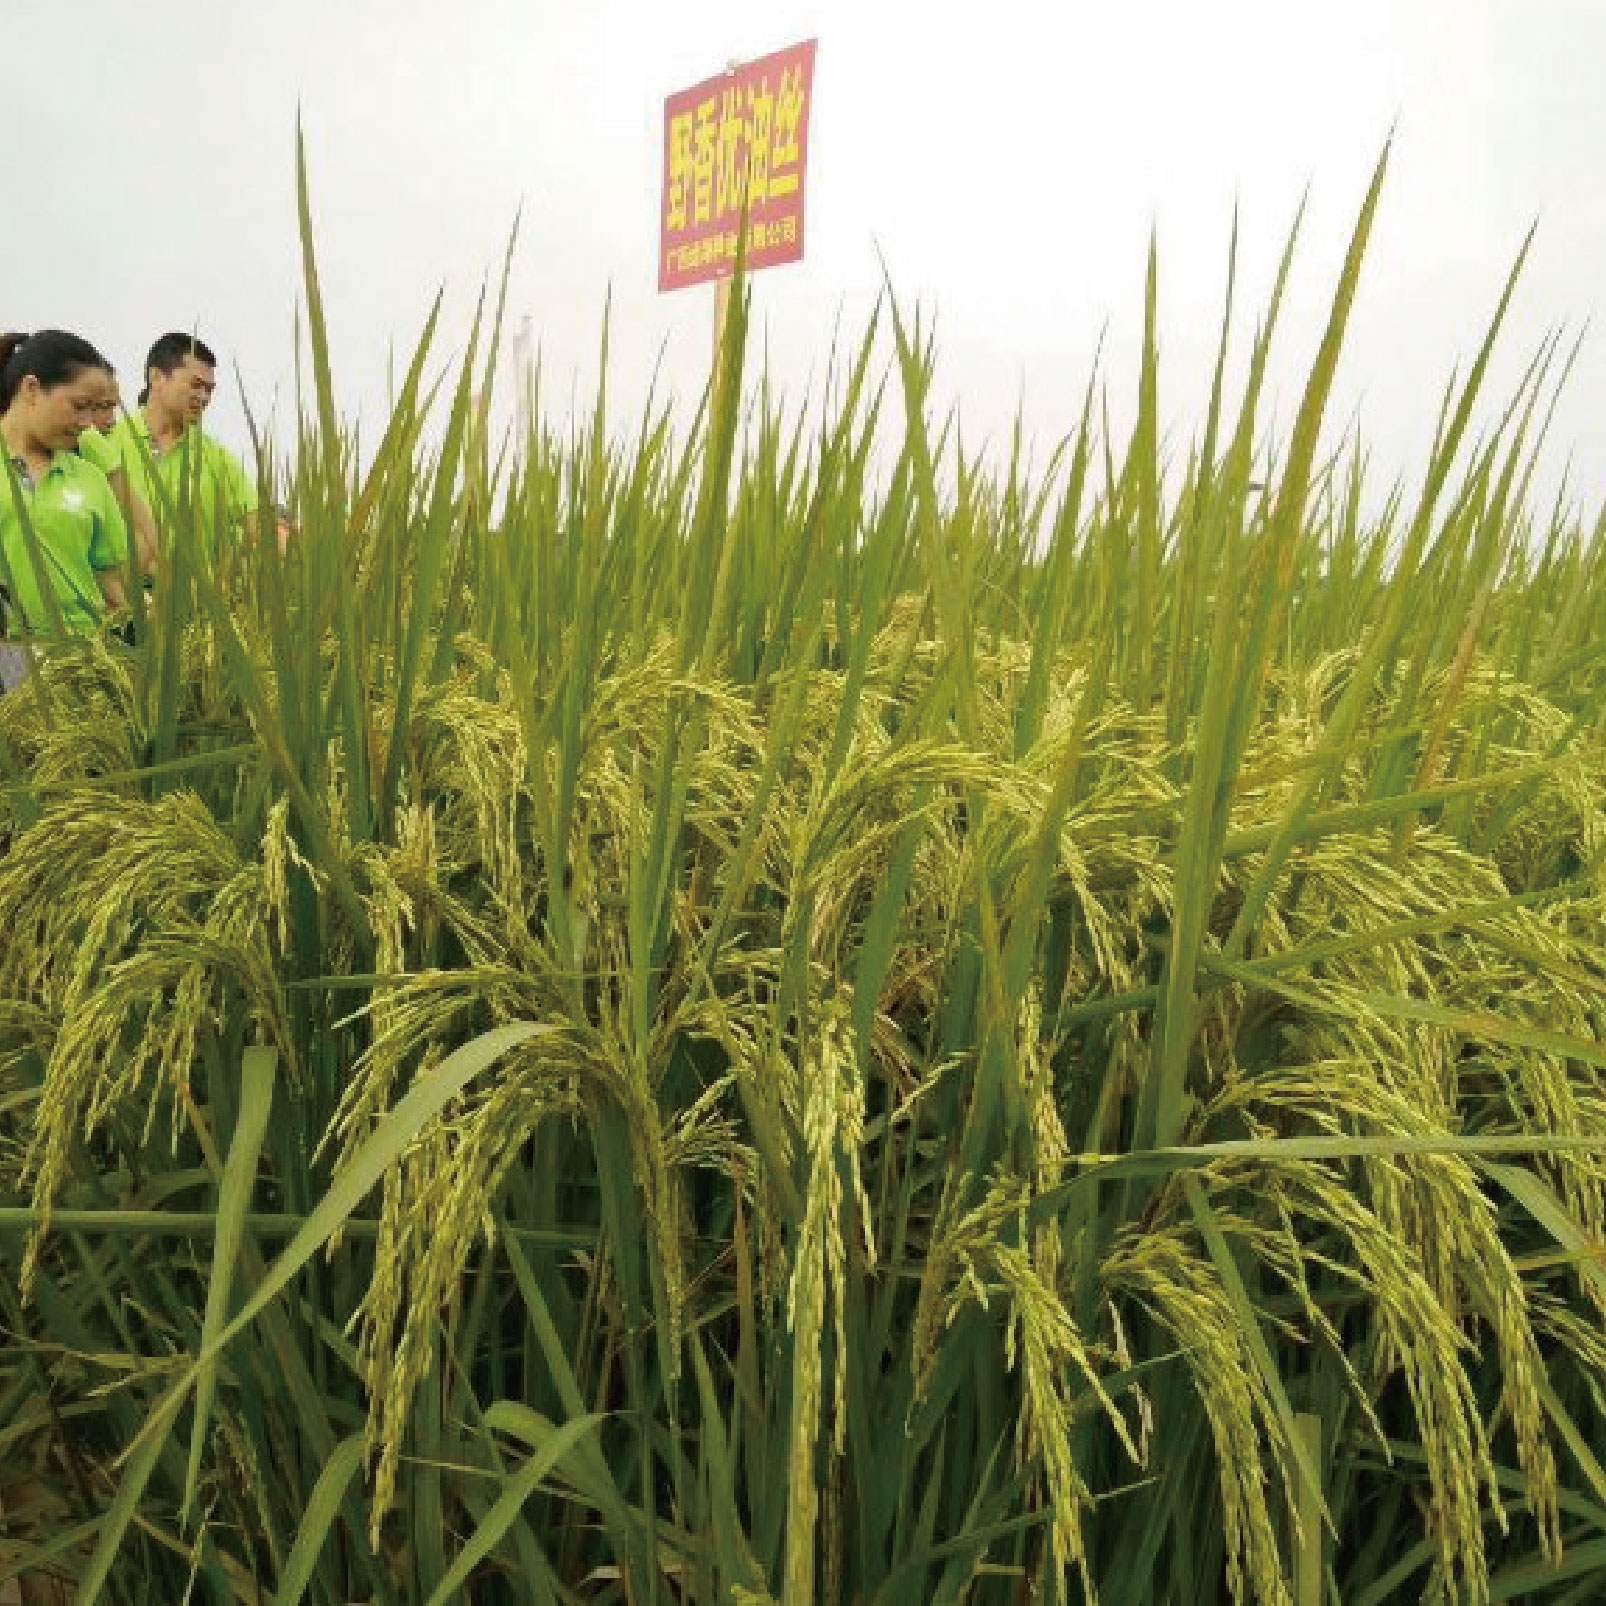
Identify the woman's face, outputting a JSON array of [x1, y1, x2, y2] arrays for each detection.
[[14, 366, 107, 453]]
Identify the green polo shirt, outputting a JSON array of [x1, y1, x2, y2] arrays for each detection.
[[77, 428, 124, 479], [0, 452, 129, 637], [105, 411, 257, 557]]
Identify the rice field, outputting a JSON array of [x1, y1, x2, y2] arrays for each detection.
[[6, 145, 1606, 1604]]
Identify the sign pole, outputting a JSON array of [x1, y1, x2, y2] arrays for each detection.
[[713, 275, 733, 376]]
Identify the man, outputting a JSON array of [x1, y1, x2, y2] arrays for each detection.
[[106, 332, 259, 564]]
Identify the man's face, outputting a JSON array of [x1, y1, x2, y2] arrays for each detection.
[[150, 354, 216, 425]]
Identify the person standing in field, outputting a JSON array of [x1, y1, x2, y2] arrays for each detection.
[[76, 366, 160, 576], [0, 331, 130, 675], [106, 332, 259, 564]]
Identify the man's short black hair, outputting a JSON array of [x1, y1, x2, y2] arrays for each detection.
[[145, 332, 217, 380], [140, 333, 217, 404]]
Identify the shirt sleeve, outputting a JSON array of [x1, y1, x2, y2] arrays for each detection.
[[78, 430, 121, 477], [86, 468, 130, 571], [223, 445, 259, 518]]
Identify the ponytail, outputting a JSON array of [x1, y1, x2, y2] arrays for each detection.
[[0, 332, 30, 408], [0, 329, 112, 413]]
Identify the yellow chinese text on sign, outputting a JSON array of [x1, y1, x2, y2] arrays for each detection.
[[660, 39, 818, 293]]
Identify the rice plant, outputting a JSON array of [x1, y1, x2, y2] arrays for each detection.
[[5, 138, 1606, 1605]]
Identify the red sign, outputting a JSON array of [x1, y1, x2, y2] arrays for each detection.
[[659, 40, 818, 293]]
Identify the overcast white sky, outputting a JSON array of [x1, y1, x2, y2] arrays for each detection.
[[9, 0, 1605, 517]]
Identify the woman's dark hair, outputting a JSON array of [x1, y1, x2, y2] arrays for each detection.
[[0, 330, 112, 413], [138, 331, 216, 405]]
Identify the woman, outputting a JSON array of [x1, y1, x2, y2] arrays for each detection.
[[0, 330, 129, 642], [78, 367, 159, 577]]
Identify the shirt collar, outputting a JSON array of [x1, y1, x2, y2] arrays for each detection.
[[7, 451, 72, 490], [136, 407, 199, 459]]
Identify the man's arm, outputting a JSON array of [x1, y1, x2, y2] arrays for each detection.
[[221, 444, 266, 555]]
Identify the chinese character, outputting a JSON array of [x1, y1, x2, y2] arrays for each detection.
[[715, 85, 746, 220], [693, 96, 717, 225], [769, 65, 806, 198], [725, 229, 738, 259], [666, 110, 694, 231], [781, 215, 798, 246], [746, 76, 774, 209]]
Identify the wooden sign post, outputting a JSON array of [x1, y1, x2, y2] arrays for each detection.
[[713, 276, 733, 372]]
